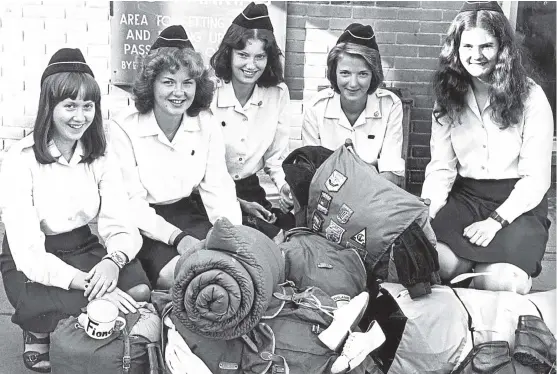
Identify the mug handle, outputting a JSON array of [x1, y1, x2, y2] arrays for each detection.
[[114, 316, 127, 332]]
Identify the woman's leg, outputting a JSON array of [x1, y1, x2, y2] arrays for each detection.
[[437, 241, 474, 282], [156, 255, 180, 290], [126, 284, 151, 302], [474, 263, 532, 295]]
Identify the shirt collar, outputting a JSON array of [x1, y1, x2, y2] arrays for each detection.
[[47, 140, 85, 166], [216, 81, 264, 109], [137, 110, 200, 138], [325, 91, 382, 125], [465, 85, 490, 120]]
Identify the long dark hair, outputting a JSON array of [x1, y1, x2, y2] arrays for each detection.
[[33, 72, 105, 164], [433, 10, 531, 129], [210, 24, 284, 87]]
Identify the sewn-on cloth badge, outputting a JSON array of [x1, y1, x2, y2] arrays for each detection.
[[337, 204, 354, 224], [325, 220, 345, 244], [325, 170, 347, 192], [350, 228, 367, 248], [312, 212, 324, 232], [317, 191, 332, 215]]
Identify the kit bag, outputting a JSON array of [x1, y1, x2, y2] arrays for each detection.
[[306, 142, 439, 299], [50, 304, 164, 374]]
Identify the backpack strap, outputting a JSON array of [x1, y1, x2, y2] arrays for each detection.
[[449, 288, 476, 347], [122, 327, 131, 374]]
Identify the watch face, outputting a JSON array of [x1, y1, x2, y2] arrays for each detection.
[[112, 252, 126, 266]]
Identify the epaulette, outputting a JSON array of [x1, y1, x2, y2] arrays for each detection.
[[307, 87, 335, 107]]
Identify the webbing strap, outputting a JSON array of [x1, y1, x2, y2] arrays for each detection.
[[449, 287, 476, 347]]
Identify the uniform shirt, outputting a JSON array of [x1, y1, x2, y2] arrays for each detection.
[[421, 82, 553, 222], [210, 80, 290, 191], [0, 135, 141, 290], [302, 87, 405, 175], [108, 108, 242, 245]]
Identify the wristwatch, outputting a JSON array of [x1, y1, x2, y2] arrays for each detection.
[[102, 251, 129, 269], [489, 211, 509, 228]]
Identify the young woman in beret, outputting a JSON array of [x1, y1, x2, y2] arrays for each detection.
[[210, 2, 294, 239], [109, 26, 242, 290], [421, 1, 553, 294], [0, 48, 150, 372], [302, 23, 405, 187]]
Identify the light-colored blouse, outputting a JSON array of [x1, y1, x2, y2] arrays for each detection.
[[210, 80, 290, 191], [421, 82, 554, 222], [302, 87, 405, 176], [108, 108, 242, 245], [0, 135, 142, 289]]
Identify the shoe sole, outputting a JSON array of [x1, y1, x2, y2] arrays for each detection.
[[514, 349, 554, 374]]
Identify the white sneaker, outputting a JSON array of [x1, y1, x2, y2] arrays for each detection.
[[331, 320, 386, 374], [318, 292, 369, 352]]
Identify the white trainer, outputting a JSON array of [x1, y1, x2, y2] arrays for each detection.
[[331, 320, 386, 374], [318, 292, 369, 352]]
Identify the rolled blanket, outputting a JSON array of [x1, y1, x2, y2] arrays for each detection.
[[171, 217, 285, 340]]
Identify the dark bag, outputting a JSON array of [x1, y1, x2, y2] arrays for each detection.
[[50, 304, 164, 374]]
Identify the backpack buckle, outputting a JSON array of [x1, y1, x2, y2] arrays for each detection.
[[122, 355, 131, 370]]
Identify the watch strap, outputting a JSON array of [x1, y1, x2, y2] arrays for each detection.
[[173, 231, 188, 249], [489, 211, 509, 228]]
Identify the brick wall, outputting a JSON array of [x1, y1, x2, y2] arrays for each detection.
[[284, 0, 465, 194]]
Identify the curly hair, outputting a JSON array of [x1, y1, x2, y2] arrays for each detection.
[[133, 47, 214, 117], [33, 72, 105, 164], [327, 42, 384, 95], [433, 10, 531, 129], [210, 24, 284, 87]]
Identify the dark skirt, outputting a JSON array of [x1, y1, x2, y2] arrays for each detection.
[[431, 177, 550, 277], [137, 195, 212, 285], [235, 174, 295, 238], [0, 225, 149, 333]]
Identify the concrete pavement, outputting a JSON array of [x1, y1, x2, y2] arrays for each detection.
[[0, 183, 554, 373]]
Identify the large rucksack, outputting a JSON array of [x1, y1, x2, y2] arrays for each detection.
[[305, 142, 440, 298], [165, 285, 374, 374]]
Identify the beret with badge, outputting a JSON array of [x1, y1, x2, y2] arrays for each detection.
[[151, 25, 194, 51], [232, 2, 274, 31], [40, 48, 94, 86], [336, 23, 379, 51]]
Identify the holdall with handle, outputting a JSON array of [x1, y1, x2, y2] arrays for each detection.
[[50, 303, 165, 374]]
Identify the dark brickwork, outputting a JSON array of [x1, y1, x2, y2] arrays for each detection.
[[284, 1, 464, 193]]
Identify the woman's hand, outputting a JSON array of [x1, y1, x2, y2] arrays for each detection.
[[84, 259, 119, 301], [463, 218, 502, 247], [239, 198, 276, 223], [278, 184, 294, 213], [176, 235, 201, 256], [99, 287, 139, 314]]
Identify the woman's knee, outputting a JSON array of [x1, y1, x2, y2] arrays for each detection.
[[126, 284, 151, 302], [155, 256, 179, 290], [437, 242, 473, 280], [474, 263, 532, 294]]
